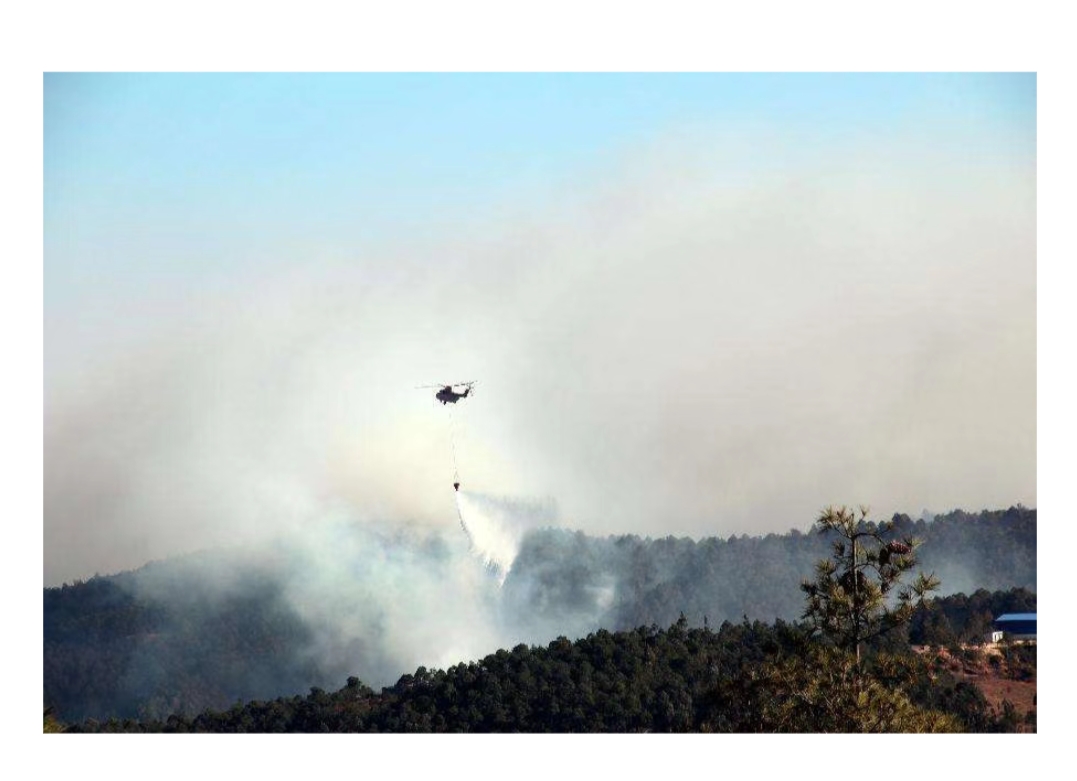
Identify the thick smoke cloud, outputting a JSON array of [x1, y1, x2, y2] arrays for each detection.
[[45, 135, 1034, 590], [45, 129, 1034, 712]]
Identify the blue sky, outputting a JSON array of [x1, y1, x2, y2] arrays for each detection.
[[45, 73, 1034, 306]]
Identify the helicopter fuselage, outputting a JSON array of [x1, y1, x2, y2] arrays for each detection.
[[436, 386, 470, 404]]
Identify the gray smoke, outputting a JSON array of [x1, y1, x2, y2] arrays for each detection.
[[45, 132, 1034, 689]]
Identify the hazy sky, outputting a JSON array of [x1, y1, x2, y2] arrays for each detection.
[[44, 73, 1036, 585]]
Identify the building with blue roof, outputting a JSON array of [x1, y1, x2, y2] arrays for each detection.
[[994, 613, 1036, 641]]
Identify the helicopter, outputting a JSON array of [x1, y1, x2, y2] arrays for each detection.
[[416, 380, 477, 405]]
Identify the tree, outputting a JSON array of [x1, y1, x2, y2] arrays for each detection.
[[740, 505, 959, 733], [801, 506, 939, 667], [918, 607, 958, 648], [43, 706, 66, 734], [703, 644, 959, 732]]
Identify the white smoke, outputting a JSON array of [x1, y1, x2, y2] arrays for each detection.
[[270, 503, 508, 686], [44, 119, 1034, 694], [45, 131, 1035, 585]]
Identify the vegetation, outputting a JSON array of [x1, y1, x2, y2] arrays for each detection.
[[801, 506, 938, 664], [43, 707, 65, 734], [704, 643, 961, 732], [511, 505, 1034, 633], [908, 586, 1037, 647], [46, 505, 1035, 729], [44, 555, 326, 723], [65, 615, 1024, 733]]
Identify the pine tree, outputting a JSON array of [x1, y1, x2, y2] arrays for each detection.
[[801, 506, 940, 667]]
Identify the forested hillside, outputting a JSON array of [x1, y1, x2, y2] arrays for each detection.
[[503, 506, 1034, 633], [45, 506, 1035, 723], [66, 617, 1032, 733], [44, 551, 329, 721]]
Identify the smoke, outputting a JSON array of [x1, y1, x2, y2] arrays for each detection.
[[499, 528, 623, 644], [280, 490, 560, 684], [270, 507, 507, 686], [45, 123, 1034, 694], [103, 491, 587, 692], [45, 132, 1034, 585]]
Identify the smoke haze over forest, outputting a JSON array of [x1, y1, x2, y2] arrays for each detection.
[[45, 504, 1035, 722]]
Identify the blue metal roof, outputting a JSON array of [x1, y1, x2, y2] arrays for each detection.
[[996, 613, 1036, 622]]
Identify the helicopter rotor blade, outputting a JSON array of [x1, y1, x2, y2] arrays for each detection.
[[415, 380, 478, 389]]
